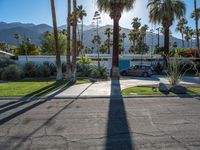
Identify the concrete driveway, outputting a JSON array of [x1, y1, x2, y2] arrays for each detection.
[[55, 76, 200, 98], [0, 96, 200, 150]]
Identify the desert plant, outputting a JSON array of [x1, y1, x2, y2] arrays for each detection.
[[0, 57, 15, 68], [90, 65, 108, 79], [167, 57, 192, 85], [1, 65, 22, 81], [79, 57, 91, 65], [0, 68, 3, 80], [76, 57, 92, 77], [38, 64, 51, 77], [23, 62, 38, 77], [153, 61, 163, 74], [77, 63, 92, 77], [62, 62, 67, 73], [193, 61, 200, 77], [43, 62, 56, 75]]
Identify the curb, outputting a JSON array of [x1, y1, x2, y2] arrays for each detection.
[[0, 94, 199, 101]]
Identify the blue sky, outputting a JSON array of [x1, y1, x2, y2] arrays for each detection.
[[0, 0, 199, 38]]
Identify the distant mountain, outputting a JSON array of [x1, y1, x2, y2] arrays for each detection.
[[82, 25, 192, 53], [0, 22, 193, 52], [58, 24, 95, 32], [0, 22, 53, 45], [0, 27, 43, 45], [0, 22, 35, 30]]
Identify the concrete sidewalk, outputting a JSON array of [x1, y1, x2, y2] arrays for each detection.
[[55, 76, 200, 98]]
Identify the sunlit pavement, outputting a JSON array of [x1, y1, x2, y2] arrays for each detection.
[[0, 97, 200, 150], [55, 75, 200, 98]]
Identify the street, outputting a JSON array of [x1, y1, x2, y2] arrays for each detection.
[[0, 96, 200, 150]]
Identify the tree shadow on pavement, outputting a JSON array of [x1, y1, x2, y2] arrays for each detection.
[[105, 79, 134, 150], [0, 81, 96, 150], [0, 80, 73, 126]]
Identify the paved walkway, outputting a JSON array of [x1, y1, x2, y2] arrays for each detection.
[[55, 76, 200, 98], [0, 97, 200, 149]]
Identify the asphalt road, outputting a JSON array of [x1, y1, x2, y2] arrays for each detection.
[[0, 96, 200, 150]]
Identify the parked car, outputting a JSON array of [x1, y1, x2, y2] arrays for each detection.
[[120, 65, 154, 77]]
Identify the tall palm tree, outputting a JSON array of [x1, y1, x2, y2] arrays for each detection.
[[77, 5, 87, 46], [140, 24, 149, 43], [71, 0, 78, 81], [147, 0, 186, 68], [92, 35, 101, 69], [183, 26, 193, 48], [97, 0, 136, 78], [104, 28, 113, 54], [191, 0, 200, 55], [66, 0, 72, 80], [50, 0, 62, 80], [176, 18, 188, 48], [14, 33, 20, 45], [121, 33, 126, 54]]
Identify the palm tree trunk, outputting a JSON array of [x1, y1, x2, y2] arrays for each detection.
[[181, 33, 185, 48], [71, 0, 77, 81], [50, 0, 62, 80], [81, 19, 84, 45], [164, 27, 169, 69], [108, 35, 111, 54], [112, 17, 120, 78], [194, 0, 200, 56], [66, 0, 72, 80], [191, 39, 193, 48]]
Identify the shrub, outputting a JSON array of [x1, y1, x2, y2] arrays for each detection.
[[0, 57, 15, 68], [38, 64, 51, 77], [153, 61, 163, 74], [77, 63, 92, 77], [62, 62, 66, 73], [0, 68, 3, 80], [90, 65, 108, 79], [43, 62, 56, 75], [79, 57, 91, 65], [23, 62, 38, 77], [1, 65, 22, 81], [167, 57, 192, 86]]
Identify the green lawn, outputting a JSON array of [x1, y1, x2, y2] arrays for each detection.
[[122, 87, 200, 96], [0, 78, 92, 97], [75, 79, 92, 85]]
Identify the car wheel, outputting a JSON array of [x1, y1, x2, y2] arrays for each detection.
[[143, 72, 148, 77], [122, 71, 127, 76]]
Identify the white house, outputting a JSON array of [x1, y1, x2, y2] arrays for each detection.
[[0, 50, 14, 58]]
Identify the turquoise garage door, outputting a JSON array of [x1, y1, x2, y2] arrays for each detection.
[[119, 60, 130, 71]]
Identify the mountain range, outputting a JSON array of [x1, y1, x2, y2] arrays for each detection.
[[0, 22, 192, 53]]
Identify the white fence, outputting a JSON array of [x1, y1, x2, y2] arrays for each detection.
[[17, 56, 67, 65], [17, 55, 112, 70], [17, 55, 196, 70]]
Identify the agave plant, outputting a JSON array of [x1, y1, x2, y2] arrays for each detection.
[[167, 57, 193, 85]]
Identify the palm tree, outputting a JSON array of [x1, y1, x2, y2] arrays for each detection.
[[50, 0, 62, 80], [176, 18, 188, 48], [147, 0, 186, 68], [97, 0, 136, 78], [92, 35, 101, 69], [66, 0, 72, 80], [104, 28, 113, 54], [71, 0, 78, 81], [140, 24, 149, 43], [191, 0, 200, 55], [14, 33, 20, 45], [183, 26, 193, 48], [77, 5, 87, 46], [121, 33, 126, 54]]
